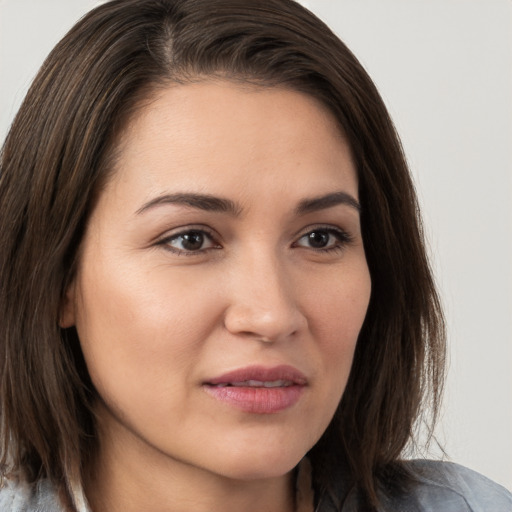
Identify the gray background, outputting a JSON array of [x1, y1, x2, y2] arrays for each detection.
[[1, 0, 511, 490]]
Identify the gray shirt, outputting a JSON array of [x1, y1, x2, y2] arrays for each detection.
[[1, 461, 511, 511]]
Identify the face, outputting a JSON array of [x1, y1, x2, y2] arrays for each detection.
[[62, 81, 371, 482]]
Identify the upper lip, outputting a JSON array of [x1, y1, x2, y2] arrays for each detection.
[[205, 365, 308, 386]]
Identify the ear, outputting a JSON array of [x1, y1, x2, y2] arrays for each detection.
[[59, 279, 77, 328]]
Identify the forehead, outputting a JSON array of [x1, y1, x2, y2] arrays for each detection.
[[103, 80, 357, 207], [120, 81, 346, 149]]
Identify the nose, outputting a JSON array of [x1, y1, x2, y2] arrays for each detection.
[[223, 251, 308, 343]]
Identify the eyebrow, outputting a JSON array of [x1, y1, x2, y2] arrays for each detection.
[[136, 193, 242, 216], [135, 190, 360, 216], [295, 191, 361, 215]]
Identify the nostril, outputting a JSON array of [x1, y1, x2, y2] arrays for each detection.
[[223, 303, 306, 343]]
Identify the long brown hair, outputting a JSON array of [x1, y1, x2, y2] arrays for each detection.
[[0, 0, 445, 508]]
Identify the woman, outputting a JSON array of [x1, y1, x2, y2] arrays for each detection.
[[0, 0, 510, 511]]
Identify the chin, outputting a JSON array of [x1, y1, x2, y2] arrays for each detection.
[[207, 444, 307, 482]]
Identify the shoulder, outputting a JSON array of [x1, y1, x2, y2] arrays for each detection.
[[334, 460, 512, 512], [0, 477, 65, 512], [399, 460, 512, 512]]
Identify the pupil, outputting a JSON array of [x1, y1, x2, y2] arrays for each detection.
[[308, 231, 329, 248], [182, 231, 204, 250]]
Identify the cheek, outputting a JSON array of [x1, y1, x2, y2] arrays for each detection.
[[290, 270, 370, 450], [306, 263, 371, 341], [303, 265, 371, 389], [72, 257, 223, 409]]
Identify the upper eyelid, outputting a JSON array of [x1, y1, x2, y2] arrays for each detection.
[[293, 223, 353, 239], [156, 229, 221, 256], [292, 226, 354, 251], [154, 223, 353, 249], [156, 225, 219, 242]]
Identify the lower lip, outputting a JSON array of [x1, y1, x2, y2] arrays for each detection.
[[203, 385, 304, 414]]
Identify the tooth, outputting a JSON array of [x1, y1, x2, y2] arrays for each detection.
[[221, 379, 295, 388], [263, 380, 291, 388], [231, 381, 250, 387], [231, 380, 262, 387]]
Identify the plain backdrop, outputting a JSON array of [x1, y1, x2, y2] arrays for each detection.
[[1, 0, 511, 491]]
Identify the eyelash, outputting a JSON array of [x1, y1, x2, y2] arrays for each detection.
[[157, 225, 354, 256], [293, 226, 354, 254], [157, 227, 220, 256]]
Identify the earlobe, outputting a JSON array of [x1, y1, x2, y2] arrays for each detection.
[[59, 281, 76, 328]]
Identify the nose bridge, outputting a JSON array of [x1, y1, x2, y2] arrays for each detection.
[[223, 243, 305, 341]]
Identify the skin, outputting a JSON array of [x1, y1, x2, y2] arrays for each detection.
[[61, 81, 372, 512]]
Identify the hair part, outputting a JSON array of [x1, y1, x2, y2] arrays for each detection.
[[0, 0, 445, 509]]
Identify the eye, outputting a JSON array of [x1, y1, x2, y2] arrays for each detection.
[[294, 227, 352, 252], [159, 229, 219, 254]]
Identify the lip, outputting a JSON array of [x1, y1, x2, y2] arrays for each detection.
[[203, 365, 307, 414], [205, 365, 307, 386]]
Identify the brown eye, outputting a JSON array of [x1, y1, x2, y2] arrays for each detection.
[[163, 230, 217, 253], [295, 227, 352, 252], [180, 231, 206, 251], [305, 231, 330, 248]]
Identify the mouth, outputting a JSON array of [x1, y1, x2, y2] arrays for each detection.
[[203, 365, 307, 414], [205, 364, 307, 387], [211, 379, 296, 388]]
